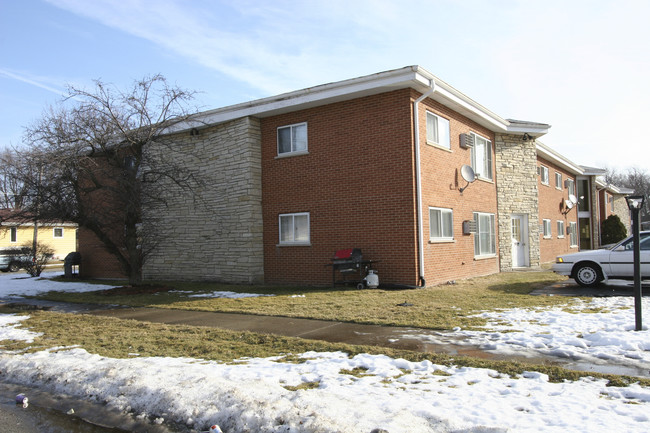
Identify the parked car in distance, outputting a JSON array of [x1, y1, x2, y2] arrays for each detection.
[[553, 231, 650, 287], [0, 247, 31, 272]]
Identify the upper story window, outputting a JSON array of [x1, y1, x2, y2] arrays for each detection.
[[555, 172, 562, 189], [539, 166, 549, 185], [470, 133, 493, 180], [277, 123, 308, 156], [566, 178, 575, 196], [577, 179, 590, 212], [429, 207, 453, 241], [426, 112, 450, 149], [279, 212, 310, 245], [53, 227, 64, 238]]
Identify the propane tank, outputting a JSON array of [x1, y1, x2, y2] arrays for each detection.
[[365, 270, 379, 289]]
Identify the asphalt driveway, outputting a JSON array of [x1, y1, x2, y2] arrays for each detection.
[[531, 278, 650, 297]]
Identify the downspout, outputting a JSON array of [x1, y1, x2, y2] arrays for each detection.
[[413, 80, 436, 287]]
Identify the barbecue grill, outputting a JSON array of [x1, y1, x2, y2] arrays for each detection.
[[328, 248, 379, 288]]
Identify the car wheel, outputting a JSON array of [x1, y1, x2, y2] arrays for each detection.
[[574, 263, 602, 287], [8, 262, 20, 272]]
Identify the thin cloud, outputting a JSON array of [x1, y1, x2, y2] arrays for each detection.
[[0, 68, 68, 97]]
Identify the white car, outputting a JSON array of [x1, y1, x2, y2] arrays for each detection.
[[553, 231, 650, 287]]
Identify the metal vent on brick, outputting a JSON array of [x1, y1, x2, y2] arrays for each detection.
[[462, 220, 477, 234], [459, 133, 474, 149]]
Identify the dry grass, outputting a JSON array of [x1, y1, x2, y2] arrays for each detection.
[[1, 310, 646, 387], [37, 271, 570, 330]]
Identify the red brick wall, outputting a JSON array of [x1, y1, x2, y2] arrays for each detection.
[[599, 190, 614, 222], [537, 157, 578, 263], [262, 88, 501, 286], [418, 92, 499, 283], [261, 89, 419, 286], [78, 227, 127, 279]]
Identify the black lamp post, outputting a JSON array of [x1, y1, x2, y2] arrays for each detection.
[[626, 195, 646, 331]]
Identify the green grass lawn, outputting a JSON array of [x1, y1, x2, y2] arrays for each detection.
[[37, 270, 571, 330]]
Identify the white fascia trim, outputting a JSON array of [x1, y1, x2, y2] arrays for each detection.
[[177, 66, 432, 132], [536, 141, 584, 175], [594, 177, 634, 195], [169, 65, 550, 137], [417, 68, 550, 136]]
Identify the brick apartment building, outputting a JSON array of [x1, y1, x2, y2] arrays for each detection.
[[78, 66, 631, 286]]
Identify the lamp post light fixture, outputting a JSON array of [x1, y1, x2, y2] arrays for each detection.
[[626, 194, 646, 331]]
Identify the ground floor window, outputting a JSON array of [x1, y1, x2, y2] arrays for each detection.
[[429, 207, 453, 241], [279, 212, 310, 245], [474, 212, 496, 256], [10, 227, 17, 243], [557, 220, 565, 238], [569, 222, 578, 247], [53, 227, 64, 238], [542, 219, 551, 238]]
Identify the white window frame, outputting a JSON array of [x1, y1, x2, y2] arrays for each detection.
[[473, 212, 496, 257], [557, 220, 565, 238], [426, 111, 450, 149], [566, 178, 575, 196], [540, 166, 549, 185], [555, 172, 562, 190], [278, 212, 310, 245], [53, 227, 64, 238], [470, 133, 493, 181], [569, 222, 578, 247], [10, 226, 17, 243], [429, 207, 454, 241], [542, 219, 552, 238], [277, 122, 308, 156]]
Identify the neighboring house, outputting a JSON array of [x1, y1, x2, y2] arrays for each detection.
[[0, 209, 77, 260], [77, 65, 630, 286], [595, 180, 634, 238]]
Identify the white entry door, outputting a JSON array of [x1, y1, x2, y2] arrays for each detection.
[[511, 214, 529, 268]]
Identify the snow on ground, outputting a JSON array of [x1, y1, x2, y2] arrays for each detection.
[[0, 270, 119, 297], [405, 296, 650, 373], [1, 271, 650, 432]]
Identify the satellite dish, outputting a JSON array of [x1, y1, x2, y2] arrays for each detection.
[[569, 194, 578, 204], [459, 165, 476, 193], [460, 165, 476, 183], [564, 200, 574, 209]]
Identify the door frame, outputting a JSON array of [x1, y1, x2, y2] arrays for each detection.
[[511, 214, 530, 268]]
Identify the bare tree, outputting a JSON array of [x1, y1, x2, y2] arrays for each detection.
[[0, 149, 31, 210], [605, 166, 650, 223], [22, 75, 201, 285]]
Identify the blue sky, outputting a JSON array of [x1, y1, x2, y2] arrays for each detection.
[[1, 0, 649, 170]]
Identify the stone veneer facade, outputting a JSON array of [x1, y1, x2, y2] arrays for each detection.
[[494, 133, 541, 270], [142, 116, 264, 283]]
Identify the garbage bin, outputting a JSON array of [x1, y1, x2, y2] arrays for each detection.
[[64, 252, 81, 278]]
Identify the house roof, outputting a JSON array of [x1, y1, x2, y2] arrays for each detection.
[[0, 209, 77, 227], [594, 178, 635, 195], [580, 165, 608, 176], [182, 65, 551, 138], [535, 141, 584, 175]]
